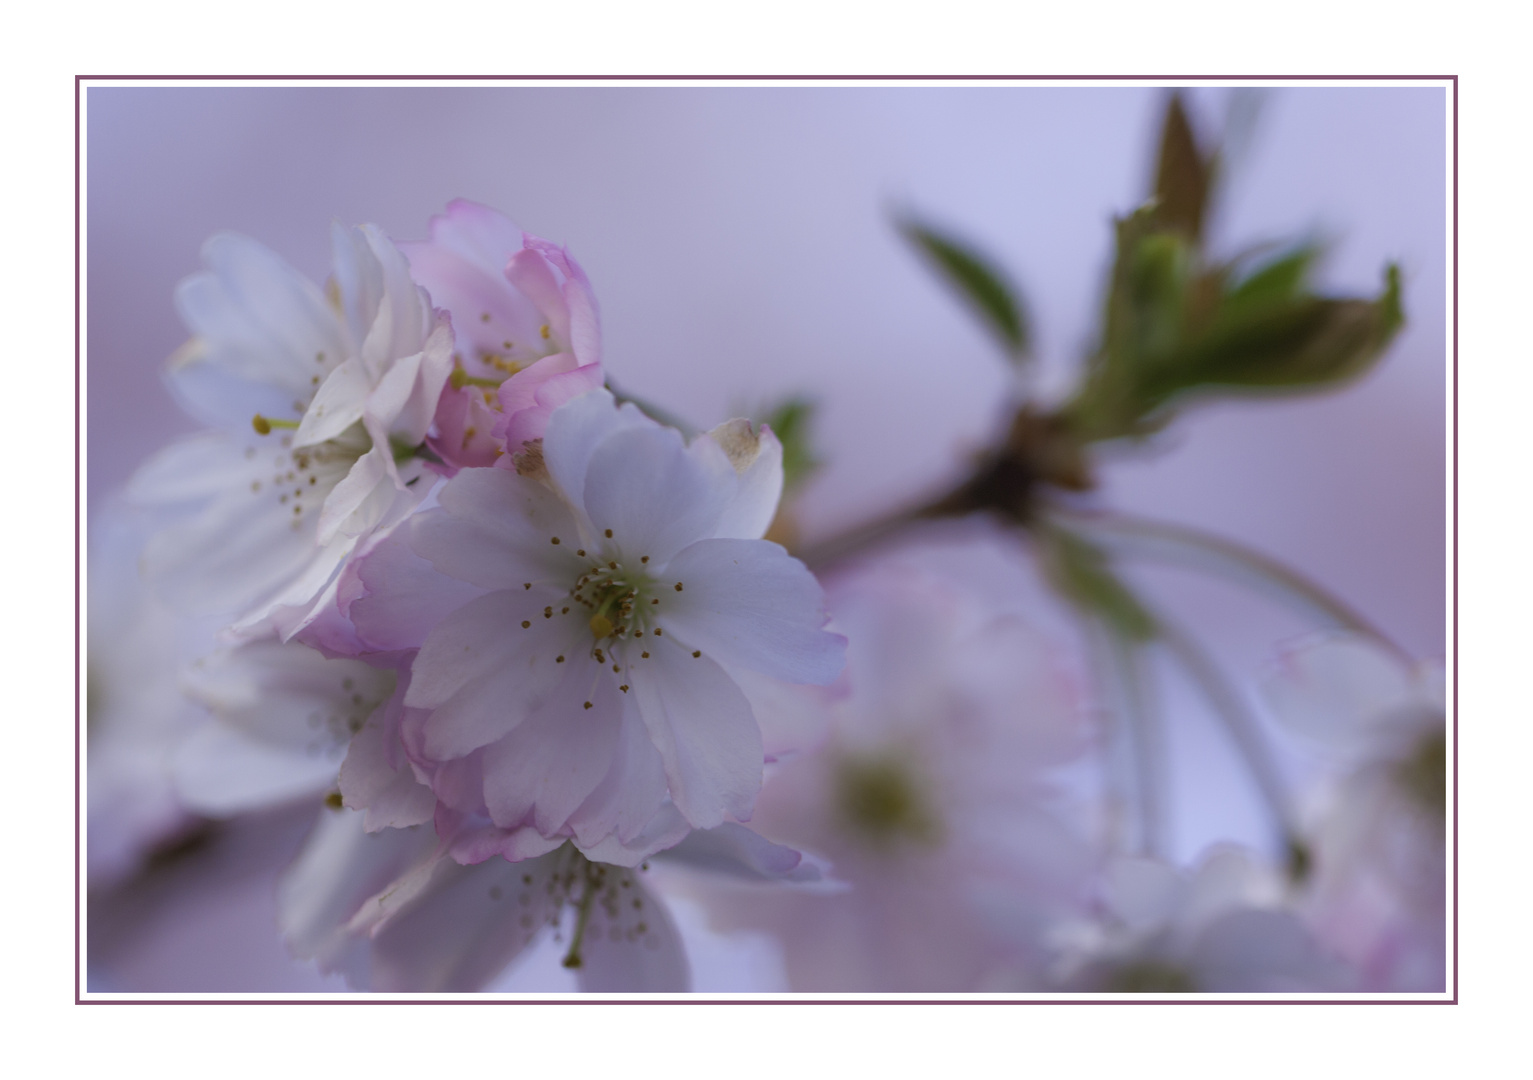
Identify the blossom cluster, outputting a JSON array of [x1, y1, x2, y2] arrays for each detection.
[[89, 182, 1446, 994]]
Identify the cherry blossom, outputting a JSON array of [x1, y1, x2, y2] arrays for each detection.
[[347, 388, 842, 866], [400, 200, 604, 473], [85, 511, 216, 886], [278, 809, 819, 991], [171, 639, 398, 818], [127, 223, 453, 640]]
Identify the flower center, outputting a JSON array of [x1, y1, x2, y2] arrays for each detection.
[[568, 548, 659, 644], [1396, 726, 1446, 818], [1105, 960, 1197, 993], [833, 753, 943, 849], [463, 318, 561, 381], [245, 423, 371, 531]]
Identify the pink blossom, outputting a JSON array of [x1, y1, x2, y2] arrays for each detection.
[[400, 200, 603, 473]]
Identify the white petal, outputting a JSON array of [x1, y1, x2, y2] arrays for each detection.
[[656, 822, 820, 883], [575, 805, 692, 867], [575, 874, 690, 992], [570, 703, 672, 850], [317, 443, 403, 546], [172, 720, 343, 815], [701, 419, 784, 541], [360, 224, 432, 371], [180, 639, 393, 744], [1263, 632, 1419, 749], [374, 322, 454, 445], [338, 681, 437, 831], [172, 232, 348, 422], [414, 468, 581, 590], [350, 524, 487, 652], [363, 849, 565, 992], [330, 221, 386, 349], [582, 423, 734, 566], [231, 538, 353, 642], [481, 666, 627, 834], [541, 389, 651, 518], [295, 358, 369, 447], [629, 637, 763, 828], [126, 429, 258, 506], [131, 433, 330, 617], [660, 538, 845, 685], [277, 808, 439, 981], [409, 589, 588, 758]]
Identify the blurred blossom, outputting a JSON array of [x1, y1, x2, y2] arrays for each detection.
[[86, 510, 214, 887], [1046, 846, 1353, 993], [678, 561, 1094, 991], [1264, 632, 1447, 991], [172, 639, 396, 818]]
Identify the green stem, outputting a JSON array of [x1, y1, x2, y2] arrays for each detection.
[[795, 501, 940, 571], [561, 862, 598, 970], [1049, 506, 1411, 663], [1153, 612, 1301, 856], [1111, 627, 1169, 858]]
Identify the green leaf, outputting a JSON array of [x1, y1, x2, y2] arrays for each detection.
[[1153, 261, 1404, 398], [1152, 93, 1214, 243], [1066, 235, 1404, 440], [759, 396, 822, 494], [898, 217, 1031, 362]]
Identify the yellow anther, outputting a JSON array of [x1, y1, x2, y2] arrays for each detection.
[[540, 323, 551, 340], [252, 414, 297, 433]]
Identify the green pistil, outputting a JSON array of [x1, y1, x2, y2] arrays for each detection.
[[561, 863, 601, 970], [449, 366, 502, 391]]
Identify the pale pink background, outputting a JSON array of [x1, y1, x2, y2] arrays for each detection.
[[84, 85, 1448, 991]]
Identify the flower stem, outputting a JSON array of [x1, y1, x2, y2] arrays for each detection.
[[795, 501, 938, 571], [561, 861, 599, 970], [1048, 506, 1412, 664], [1153, 611, 1302, 855], [1093, 617, 1169, 859]]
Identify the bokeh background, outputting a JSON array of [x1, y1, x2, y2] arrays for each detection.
[[83, 83, 1448, 992]]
